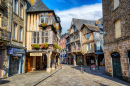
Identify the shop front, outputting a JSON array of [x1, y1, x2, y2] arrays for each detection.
[[25, 53, 44, 73], [7, 48, 25, 77], [77, 55, 83, 65]]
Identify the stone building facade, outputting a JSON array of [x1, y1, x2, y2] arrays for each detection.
[[103, 0, 130, 82], [0, 0, 28, 78]]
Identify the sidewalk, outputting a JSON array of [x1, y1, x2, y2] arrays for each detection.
[[0, 68, 60, 86]]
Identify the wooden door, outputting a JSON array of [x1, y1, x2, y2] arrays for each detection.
[[25, 57, 33, 72], [36, 57, 41, 70], [112, 57, 122, 80]]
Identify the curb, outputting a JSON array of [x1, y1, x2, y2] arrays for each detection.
[[33, 68, 61, 86]]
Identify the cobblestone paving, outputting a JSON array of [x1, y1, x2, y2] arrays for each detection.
[[0, 69, 59, 86], [38, 65, 130, 86]]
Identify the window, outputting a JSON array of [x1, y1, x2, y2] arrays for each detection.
[[14, 0, 18, 14], [114, 0, 119, 9], [86, 34, 89, 39], [19, 27, 23, 41], [40, 13, 48, 24], [20, 4, 23, 18], [96, 41, 100, 50], [78, 43, 80, 50], [32, 32, 39, 44], [95, 32, 99, 38], [73, 35, 75, 40], [87, 43, 90, 51], [13, 23, 17, 39], [76, 34, 79, 39], [115, 19, 121, 38]]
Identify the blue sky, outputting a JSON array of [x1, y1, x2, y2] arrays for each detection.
[[42, 0, 102, 34]]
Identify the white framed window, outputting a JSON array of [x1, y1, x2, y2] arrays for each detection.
[[13, 23, 17, 39], [20, 3, 23, 18], [40, 13, 48, 24], [114, 0, 119, 10], [96, 41, 100, 50], [95, 32, 99, 38], [87, 43, 90, 51], [32, 31, 49, 44], [32, 32, 39, 44], [19, 27, 23, 41], [14, 0, 18, 14]]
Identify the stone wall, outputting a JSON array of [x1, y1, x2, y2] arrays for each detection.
[[103, 0, 130, 82], [104, 39, 130, 82], [103, 0, 130, 44]]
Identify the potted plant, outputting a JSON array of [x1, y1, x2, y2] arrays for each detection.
[[41, 43, 48, 49], [31, 44, 40, 49], [42, 22, 47, 27]]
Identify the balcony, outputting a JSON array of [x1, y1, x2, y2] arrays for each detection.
[[71, 47, 82, 53], [0, 28, 11, 42]]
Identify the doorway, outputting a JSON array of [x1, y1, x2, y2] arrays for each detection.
[[112, 52, 122, 80], [25, 57, 33, 72], [36, 57, 41, 70]]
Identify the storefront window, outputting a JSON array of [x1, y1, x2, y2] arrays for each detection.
[[9, 56, 19, 76]]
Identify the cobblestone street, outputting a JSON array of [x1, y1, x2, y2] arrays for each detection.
[[38, 65, 130, 86]]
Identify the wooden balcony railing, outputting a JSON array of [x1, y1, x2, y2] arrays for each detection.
[[0, 28, 11, 42]]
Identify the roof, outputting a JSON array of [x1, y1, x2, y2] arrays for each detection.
[[72, 18, 96, 31], [27, 0, 50, 12], [83, 23, 101, 32]]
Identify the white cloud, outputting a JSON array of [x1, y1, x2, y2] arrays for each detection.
[[55, 3, 102, 34]]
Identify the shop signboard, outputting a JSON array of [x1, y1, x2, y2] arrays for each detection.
[[8, 48, 25, 54], [13, 54, 22, 57], [30, 53, 42, 56], [7, 48, 13, 54]]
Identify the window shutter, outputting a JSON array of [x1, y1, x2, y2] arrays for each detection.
[[114, 0, 119, 9], [115, 19, 121, 38]]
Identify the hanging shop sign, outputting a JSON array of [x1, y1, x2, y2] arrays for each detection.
[[111, 52, 120, 58], [30, 53, 42, 56]]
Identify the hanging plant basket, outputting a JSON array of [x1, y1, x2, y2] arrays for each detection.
[[31, 44, 40, 49], [42, 22, 47, 28], [53, 44, 58, 49], [41, 43, 48, 49]]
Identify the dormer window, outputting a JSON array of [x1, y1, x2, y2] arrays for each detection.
[[114, 0, 119, 10]]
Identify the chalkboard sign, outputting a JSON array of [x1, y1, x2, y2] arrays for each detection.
[[111, 52, 120, 58]]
